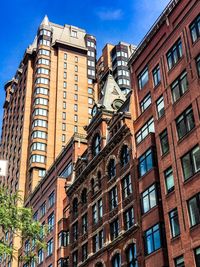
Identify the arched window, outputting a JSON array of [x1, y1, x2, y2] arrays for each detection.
[[120, 145, 130, 167], [93, 134, 101, 157], [72, 198, 78, 215], [126, 244, 138, 267], [111, 253, 121, 267], [81, 188, 87, 204], [108, 159, 116, 180]]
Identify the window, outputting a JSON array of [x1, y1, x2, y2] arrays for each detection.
[[167, 39, 183, 70], [35, 77, 49, 85], [82, 213, 88, 234], [75, 65, 78, 72], [37, 67, 49, 75], [49, 191, 55, 207], [88, 60, 95, 67], [60, 162, 72, 178], [74, 84, 78, 91], [93, 230, 104, 253], [58, 231, 69, 247], [63, 81, 67, 88], [34, 97, 48, 106], [58, 258, 69, 267], [138, 148, 154, 177], [93, 134, 101, 156], [72, 222, 78, 241], [40, 202, 46, 217], [169, 208, 180, 237], [71, 30, 77, 38], [72, 198, 78, 215], [126, 244, 138, 267], [98, 199, 103, 219], [74, 115, 78, 122], [138, 67, 148, 89], [174, 255, 185, 267], [63, 91, 67, 99], [144, 224, 161, 255], [142, 184, 157, 213], [108, 159, 116, 179], [92, 204, 98, 224], [140, 93, 151, 113], [122, 174, 132, 199], [124, 207, 134, 230], [38, 249, 44, 264], [181, 146, 200, 180], [88, 87, 93, 94], [64, 62, 67, 69], [120, 145, 130, 166], [156, 96, 165, 118], [196, 55, 200, 77], [194, 247, 200, 267], [88, 69, 95, 76], [72, 251, 78, 267], [176, 106, 195, 139], [153, 65, 161, 87], [47, 238, 53, 256], [112, 253, 121, 267], [82, 243, 88, 262], [33, 108, 48, 117], [74, 125, 78, 133], [135, 117, 154, 144], [62, 112, 66, 120], [48, 213, 54, 232], [92, 199, 103, 224], [64, 72, 67, 79], [31, 130, 47, 140], [39, 49, 50, 56], [75, 56, 78, 63], [110, 218, 119, 241], [88, 97, 93, 105], [160, 129, 169, 155], [88, 51, 95, 57], [81, 188, 87, 204], [39, 39, 50, 46], [64, 53, 67, 60], [171, 71, 188, 103], [38, 58, 50, 65], [188, 193, 200, 227], [31, 142, 46, 152], [39, 169, 46, 177], [74, 75, 78, 82], [164, 167, 174, 193], [190, 14, 200, 43], [109, 186, 118, 210], [30, 154, 46, 163], [34, 87, 48, 95], [32, 119, 48, 128]]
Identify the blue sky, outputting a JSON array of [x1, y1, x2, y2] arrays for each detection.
[[0, 0, 170, 133]]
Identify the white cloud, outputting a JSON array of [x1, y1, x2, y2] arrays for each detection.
[[96, 8, 123, 21]]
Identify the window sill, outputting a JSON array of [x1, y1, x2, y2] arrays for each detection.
[[170, 234, 180, 243], [161, 150, 170, 159], [139, 167, 156, 180], [145, 247, 162, 259], [172, 88, 189, 107], [191, 37, 199, 47], [165, 188, 175, 198], [157, 112, 165, 122], [142, 205, 158, 218], [154, 81, 161, 90], [190, 223, 200, 232]]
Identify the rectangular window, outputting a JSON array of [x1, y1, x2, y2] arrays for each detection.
[[47, 238, 53, 256], [181, 146, 200, 180], [38, 249, 43, 264], [194, 247, 200, 267], [88, 87, 93, 94], [144, 224, 161, 255], [64, 62, 67, 69], [109, 186, 118, 210], [169, 208, 180, 237], [74, 94, 78, 101], [110, 218, 119, 241], [156, 96, 165, 118], [167, 39, 183, 70], [190, 14, 200, 43], [153, 65, 161, 87], [40, 202, 46, 218], [142, 184, 157, 213], [74, 104, 78, 111], [48, 213, 54, 232], [64, 53, 67, 60], [74, 115, 78, 122], [75, 75, 78, 82], [49, 191, 55, 207], [164, 167, 174, 194], [64, 72, 67, 79], [82, 213, 88, 234], [160, 129, 169, 155], [174, 255, 185, 267], [140, 93, 151, 113], [74, 84, 78, 91], [88, 97, 93, 105], [124, 207, 134, 230], [71, 30, 77, 37], [63, 81, 67, 88], [62, 112, 66, 120], [75, 65, 78, 72], [176, 106, 195, 140], [82, 243, 88, 262], [92, 204, 98, 224], [135, 117, 155, 144], [138, 67, 149, 89], [171, 71, 188, 103], [72, 251, 78, 267], [188, 193, 200, 227], [72, 222, 78, 241], [138, 148, 154, 177], [122, 174, 132, 199], [63, 101, 66, 109], [196, 55, 200, 77], [75, 56, 78, 63], [63, 91, 67, 99], [58, 231, 69, 247], [62, 134, 66, 142], [93, 231, 104, 253]]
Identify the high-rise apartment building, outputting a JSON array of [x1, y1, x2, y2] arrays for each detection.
[[96, 42, 136, 97], [0, 16, 96, 197], [0, 16, 96, 266]]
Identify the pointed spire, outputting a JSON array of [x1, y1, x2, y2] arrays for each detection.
[[99, 74, 126, 111], [41, 15, 49, 26]]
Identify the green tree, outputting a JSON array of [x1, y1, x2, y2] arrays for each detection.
[[0, 187, 46, 262]]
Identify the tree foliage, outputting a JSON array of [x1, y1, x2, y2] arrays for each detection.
[[0, 187, 46, 262]]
